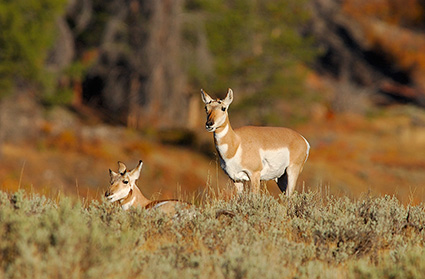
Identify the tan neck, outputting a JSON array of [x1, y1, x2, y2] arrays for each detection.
[[213, 117, 240, 159], [120, 185, 151, 208]]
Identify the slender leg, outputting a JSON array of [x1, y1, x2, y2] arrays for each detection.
[[249, 172, 261, 194], [234, 182, 244, 194], [285, 165, 301, 196]]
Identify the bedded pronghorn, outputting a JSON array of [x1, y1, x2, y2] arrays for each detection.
[[105, 160, 191, 214], [201, 88, 310, 196]]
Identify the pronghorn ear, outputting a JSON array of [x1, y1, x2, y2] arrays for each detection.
[[223, 88, 233, 107], [129, 160, 143, 181], [117, 161, 127, 175], [201, 89, 213, 104], [109, 169, 118, 178]]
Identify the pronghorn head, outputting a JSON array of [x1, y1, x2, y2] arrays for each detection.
[[201, 88, 233, 132], [105, 160, 143, 203]]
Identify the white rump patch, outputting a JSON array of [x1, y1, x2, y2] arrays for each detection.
[[259, 147, 290, 181], [301, 135, 310, 163], [153, 201, 171, 209]]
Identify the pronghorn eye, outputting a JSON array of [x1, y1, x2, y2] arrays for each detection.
[[221, 107, 226, 111], [123, 180, 129, 184]]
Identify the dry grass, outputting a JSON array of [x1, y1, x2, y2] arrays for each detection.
[[299, 106, 425, 203], [1, 104, 425, 205], [0, 125, 228, 202], [0, 189, 424, 279]]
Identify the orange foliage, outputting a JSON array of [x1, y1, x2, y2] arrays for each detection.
[[55, 130, 79, 150], [298, 109, 425, 203], [343, 0, 424, 26], [343, 0, 425, 89], [81, 49, 99, 65]]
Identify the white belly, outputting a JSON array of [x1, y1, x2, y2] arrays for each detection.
[[259, 148, 290, 180], [219, 146, 290, 182]]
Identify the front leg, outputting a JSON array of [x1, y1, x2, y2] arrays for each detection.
[[234, 182, 244, 194], [249, 172, 261, 194]]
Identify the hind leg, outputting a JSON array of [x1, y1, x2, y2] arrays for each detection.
[[277, 165, 302, 196], [277, 171, 288, 193], [286, 165, 302, 196]]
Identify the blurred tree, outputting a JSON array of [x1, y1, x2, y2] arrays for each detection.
[[0, 0, 318, 128], [0, 0, 67, 97], [338, 0, 425, 105], [79, 0, 188, 128], [184, 0, 317, 125]]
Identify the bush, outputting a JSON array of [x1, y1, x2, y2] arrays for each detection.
[[0, 190, 424, 278]]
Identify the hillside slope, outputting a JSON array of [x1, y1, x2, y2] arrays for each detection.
[[1, 102, 425, 203]]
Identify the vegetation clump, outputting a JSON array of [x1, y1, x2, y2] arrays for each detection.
[[0, 0, 67, 96], [0, 190, 424, 278]]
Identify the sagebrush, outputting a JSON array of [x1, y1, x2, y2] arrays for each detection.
[[0, 190, 424, 279]]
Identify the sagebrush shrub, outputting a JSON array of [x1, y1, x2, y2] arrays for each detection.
[[0, 190, 423, 279]]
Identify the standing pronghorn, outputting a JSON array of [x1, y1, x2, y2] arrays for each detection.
[[201, 88, 310, 196], [105, 160, 191, 213]]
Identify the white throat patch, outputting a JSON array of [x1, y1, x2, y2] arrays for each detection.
[[215, 124, 230, 157], [215, 124, 229, 139], [122, 196, 136, 210]]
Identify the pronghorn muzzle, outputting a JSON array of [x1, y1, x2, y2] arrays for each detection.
[[205, 120, 214, 131], [205, 111, 217, 132], [105, 190, 111, 198]]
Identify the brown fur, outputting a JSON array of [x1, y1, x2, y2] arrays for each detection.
[[201, 89, 310, 195], [105, 161, 191, 215]]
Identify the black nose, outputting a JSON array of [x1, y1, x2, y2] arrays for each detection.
[[206, 121, 213, 128], [105, 191, 110, 197]]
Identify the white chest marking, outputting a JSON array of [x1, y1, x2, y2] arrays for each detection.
[[220, 145, 249, 181], [217, 143, 228, 156], [259, 147, 290, 180]]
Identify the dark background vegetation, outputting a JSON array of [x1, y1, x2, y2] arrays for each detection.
[[1, 0, 425, 202]]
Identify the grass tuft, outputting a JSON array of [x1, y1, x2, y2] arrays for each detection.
[[0, 190, 424, 278]]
